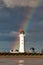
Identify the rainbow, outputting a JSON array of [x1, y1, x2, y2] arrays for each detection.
[[22, 0, 39, 32], [12, 0, 39, 49]]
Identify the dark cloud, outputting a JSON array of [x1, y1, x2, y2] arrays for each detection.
[[0, 0, 43, 51]]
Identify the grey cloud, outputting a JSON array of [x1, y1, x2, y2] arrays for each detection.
[[0, 0, 5, 7], [0, 0, 40, 8], [25, 32, 43, 51], [0, 31, 19, 36]]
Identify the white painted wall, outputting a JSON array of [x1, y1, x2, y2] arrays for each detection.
[[19, 33, 25, 53]]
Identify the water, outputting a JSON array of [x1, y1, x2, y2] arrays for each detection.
[[0, 58, 43, 65]]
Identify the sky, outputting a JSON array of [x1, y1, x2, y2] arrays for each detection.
[[0, 0, 43, 52]]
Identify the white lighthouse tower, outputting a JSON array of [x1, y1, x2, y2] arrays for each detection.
[[19, 30, 25, 53]]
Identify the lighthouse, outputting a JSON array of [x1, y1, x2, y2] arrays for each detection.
[[19, 30, 25, 53]]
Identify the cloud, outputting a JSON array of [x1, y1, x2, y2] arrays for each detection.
[[0, 0, 39, 8], [0, 31, 19, 36]]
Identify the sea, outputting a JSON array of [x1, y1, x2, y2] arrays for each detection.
[[0, 57, 43, 65]]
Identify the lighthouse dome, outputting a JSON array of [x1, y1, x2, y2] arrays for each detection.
[[20, 29, 24, 34]]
